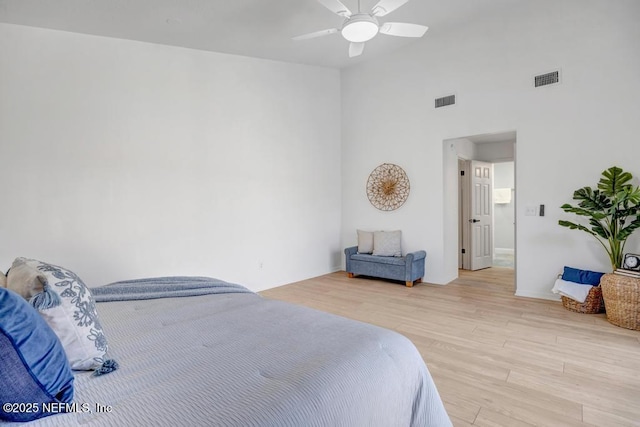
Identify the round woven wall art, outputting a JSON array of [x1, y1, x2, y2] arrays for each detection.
[[366, 163, 410, 211]]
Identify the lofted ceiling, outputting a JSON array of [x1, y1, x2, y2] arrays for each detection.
[[0, 0, 520, 69]]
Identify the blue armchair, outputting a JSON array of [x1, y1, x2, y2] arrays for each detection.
[[344, 246, 426, 287]]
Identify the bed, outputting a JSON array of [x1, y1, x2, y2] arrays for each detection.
[[5, 274, 452, 427]]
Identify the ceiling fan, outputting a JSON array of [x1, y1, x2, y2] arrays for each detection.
[[293, 0, 428, 58]]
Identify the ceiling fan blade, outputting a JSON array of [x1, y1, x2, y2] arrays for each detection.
[[317, 0, 352, 17], [292, 28, 339, 41], [379, 22, 428, 37], [371, 0, 410, 17], [349, 42, 365, 57]]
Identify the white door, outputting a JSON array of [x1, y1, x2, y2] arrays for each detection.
[[470, 161, 493, 270]]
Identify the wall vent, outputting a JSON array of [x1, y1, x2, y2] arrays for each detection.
[[534, 70, 560, 87], [435, 94, 456, 108]]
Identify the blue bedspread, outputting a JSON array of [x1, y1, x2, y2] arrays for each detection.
[[91, 276, 253, 302], [23, 277, 452, 427]]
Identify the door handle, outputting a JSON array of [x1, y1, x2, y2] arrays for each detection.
[[469, 219, 480, 223]]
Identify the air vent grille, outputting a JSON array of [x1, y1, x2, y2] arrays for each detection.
[[435, 94, 455, 108], [534, 71, 560, 87]]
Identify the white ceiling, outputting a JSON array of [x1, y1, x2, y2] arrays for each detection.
[[0, 0, 520, 69]]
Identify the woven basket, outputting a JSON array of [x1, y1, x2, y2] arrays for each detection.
[[600, 273, 640, 330], [561, 285, 605, 314]]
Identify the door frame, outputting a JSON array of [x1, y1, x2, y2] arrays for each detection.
[[458, 159, 470, 269], [446, 131, 517, 291]]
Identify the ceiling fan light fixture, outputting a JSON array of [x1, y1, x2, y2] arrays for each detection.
[[341, 14, 379, 43]]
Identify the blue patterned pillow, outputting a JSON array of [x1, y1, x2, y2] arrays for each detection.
[[7, 258, 114, 372], [0, 288, 74, 422]]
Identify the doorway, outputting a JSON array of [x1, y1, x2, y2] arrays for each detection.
[[446, 131, 516, 289], [492, 161, 515, 268]]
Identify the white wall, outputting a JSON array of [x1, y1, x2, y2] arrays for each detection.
[[341, 0, 640, 298], [0, 24, 342, 291]]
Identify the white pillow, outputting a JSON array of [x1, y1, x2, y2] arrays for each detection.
[[0, 270, 6, 287], [357, 230, 374, 254], [7, 257, 110, 371], [373, 230, 402, 257]]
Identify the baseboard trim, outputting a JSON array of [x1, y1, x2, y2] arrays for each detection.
[[494, 247, 515, 255]]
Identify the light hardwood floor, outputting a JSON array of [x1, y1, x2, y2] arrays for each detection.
[[260, 269, 640, 427]]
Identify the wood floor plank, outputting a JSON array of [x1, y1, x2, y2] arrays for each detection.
[[440, 394, 481, 424], [563, 361, 640, 391], [431, 361, 585, 425], [507, 367, 640, 422], [449, 415, 476, 427], [260, 268, 640, 426], [582, 405, 640, 427], [473, 408, 536, 427]]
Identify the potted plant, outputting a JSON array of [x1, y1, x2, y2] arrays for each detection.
[[559, 166, 640, 271]]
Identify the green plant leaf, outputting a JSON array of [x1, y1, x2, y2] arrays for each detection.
[[617, 217, 640, 241], [573, 187, 611, 211], [598, 166, 633, 196], [558, 220, 598, 236], [561, 205, 607, 220], [588, 219, 609, 239], [619, 187, 640, 204]]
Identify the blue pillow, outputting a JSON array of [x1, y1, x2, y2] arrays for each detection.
[[0, 288, 74, 422], [562, 266, 605, 286]]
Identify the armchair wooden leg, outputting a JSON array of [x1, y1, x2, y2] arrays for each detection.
[[405, 281, 414, 287], [347, 273, 354, 278], [416, 278, 422, 283]]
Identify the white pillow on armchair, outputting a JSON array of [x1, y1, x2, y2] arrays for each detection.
[[357, 230, 374, 254], [373, 230, 402, 257]]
